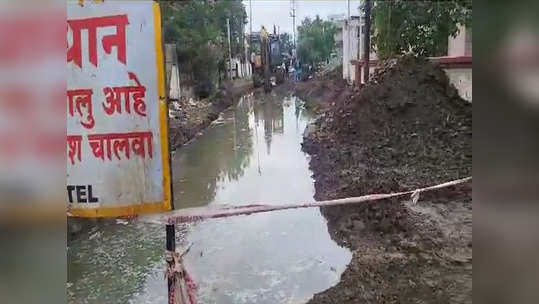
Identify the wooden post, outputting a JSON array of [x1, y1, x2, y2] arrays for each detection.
[[166, 224, 194, 304]]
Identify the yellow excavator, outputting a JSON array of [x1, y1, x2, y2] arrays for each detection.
[[250, 26, 285, 92]]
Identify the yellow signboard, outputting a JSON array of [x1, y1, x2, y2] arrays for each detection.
[[67, 1, 171, 217]]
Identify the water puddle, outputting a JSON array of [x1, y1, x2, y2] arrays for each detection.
[[68, 90, 351, 304]]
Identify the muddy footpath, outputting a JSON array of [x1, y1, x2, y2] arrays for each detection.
[[296, 56, 472, 303]]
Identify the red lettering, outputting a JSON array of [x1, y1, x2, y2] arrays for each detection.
[[102, 72, 147, 117], [67, 135, 83, 165], [87, 131, 153, 162], [67, 89, 95, 129], [67, 15, 129, 68]]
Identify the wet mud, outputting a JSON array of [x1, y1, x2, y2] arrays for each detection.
[[296, 56, 472, 303]]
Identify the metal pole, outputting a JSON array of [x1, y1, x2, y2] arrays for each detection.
[[249, 0, 253, 76], [227, 18, 232, 80], [363, 0, 372, 83], [290, 0, 296, 48], [166, 224, 176, 304], [249, 0, 253, 39], [347, 0, 351, 82]]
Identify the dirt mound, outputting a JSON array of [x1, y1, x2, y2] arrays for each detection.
[[294, 77, 353, 112], [302, 56, 472, 303], [304, 55, 471, 197]]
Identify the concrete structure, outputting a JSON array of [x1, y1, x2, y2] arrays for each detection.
[[341, 17, 472, 101], [343, 15, 377, 84], [329, 14, 344, 58], [342, 16, 360, 84], [164, 44, 181, 101], [227, 36, 253, 79], [449, 25, 472, 57], [444, 26, 472, 101], [227, 57, 252, 79]]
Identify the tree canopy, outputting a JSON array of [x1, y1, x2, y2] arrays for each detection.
[[161, 0, 247, 97], [279, 32, 294, 56], [297, 15, 337, 66], [372, 0, 472, 59]]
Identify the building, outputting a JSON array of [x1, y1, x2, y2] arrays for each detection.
[[164, 44, 181, 101], [448, 25, 472, 57], [226, 35, 253, 79], [342, 16, 360, 84], [342, 15, 377, 84], [328, 14, 345, 58], [341, 14, 472, 101], [443, 25, 472, 101]]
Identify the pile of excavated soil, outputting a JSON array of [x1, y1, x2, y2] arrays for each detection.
[[295, 77, 354, 112], [300, 56, 472, 303]]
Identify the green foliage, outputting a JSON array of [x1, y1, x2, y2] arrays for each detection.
[[279, 32, 294, 55], [373, 0, 472, 59], [297, 16, 337, 66], [161, 0, 247, 97]]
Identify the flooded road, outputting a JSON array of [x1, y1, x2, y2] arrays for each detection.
[[68, 89, 351, 304]]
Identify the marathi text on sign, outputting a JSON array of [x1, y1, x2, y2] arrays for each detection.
[[67, 14, 129, 68], [67, 1, 171, 217]]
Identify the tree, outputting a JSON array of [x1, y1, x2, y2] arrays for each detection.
[[279, 32, 294, 55], [372, 0, 472, 59], [297, 16, 337, 66], [161, 0, 247, 98]]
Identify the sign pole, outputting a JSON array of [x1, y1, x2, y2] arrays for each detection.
[[166, 224, 176, 304]]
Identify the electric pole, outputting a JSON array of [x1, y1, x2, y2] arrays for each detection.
[[347, 0, 351, 82], [249, 0, 253, 75], [227, 18, 232, 79], [290, 0, 296, 49], [249, 0, 253, 45], [363, 0, 372, 83]]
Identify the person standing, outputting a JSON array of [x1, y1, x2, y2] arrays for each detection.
[[284, 58, 290, 79], [295, 61, 302, 82]]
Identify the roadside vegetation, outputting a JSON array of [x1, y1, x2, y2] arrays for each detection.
[[161, 0, 247, 98], [297, 15, 337, 68], [373, 0, 472, 58]]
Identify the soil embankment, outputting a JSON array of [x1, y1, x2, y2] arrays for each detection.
[[297, 56, 472, 303], [168, 79, 253, 150]]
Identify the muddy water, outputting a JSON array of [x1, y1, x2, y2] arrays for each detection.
[[67, 90, 351, 304]]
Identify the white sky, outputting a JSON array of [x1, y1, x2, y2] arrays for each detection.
[[242, 0, 362, 35]]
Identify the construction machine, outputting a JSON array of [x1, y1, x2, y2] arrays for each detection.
[[250, 27, 286, 92]]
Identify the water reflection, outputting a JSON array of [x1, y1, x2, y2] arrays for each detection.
[[168, 91, 350, 303], [67, 90, 350, 304], [173, 91, 311, 208], [67, 221, 168, 303], [171, 97, 254, 208]]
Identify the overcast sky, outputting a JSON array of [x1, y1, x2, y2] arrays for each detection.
[[242, 0, 362, 35]]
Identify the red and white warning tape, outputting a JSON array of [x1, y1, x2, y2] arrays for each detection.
[[143, 176, 472, 225]]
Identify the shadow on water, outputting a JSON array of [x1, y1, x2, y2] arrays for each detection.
[[67, 89, 351, 304]]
